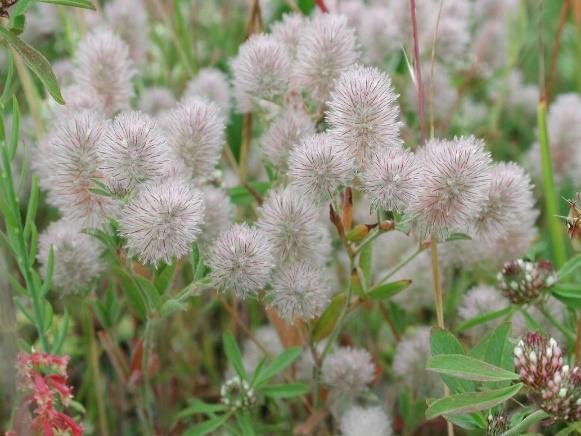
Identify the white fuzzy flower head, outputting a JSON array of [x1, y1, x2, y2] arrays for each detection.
[[393, 327, 442, 398], [98, 111, 169, 195], [322, 347, 375, 395], [73, 28, 135, 115], [104, 0, 148, 65], [361, 147, 420, 213], [288, 133, 353, 203], [409, 136, 492, 240], [35, 110, 113, 228], [38, 219, 104, 294], [269, 262, 330, 322], [326, 65, 403, 164], [261, 109, 315, 171], [198, 186, 234, 250], [52, 84, 106, 116], [458, 285, 509, 341], [271, 13, 305, 58], [471, 162, 535, 241], [184, 68, 231, 116], [258, 187, 330, 266], [239, 326, 283, 376], [340, 406, 393, 436], [163, 97, 225, 180], [139, 87, 176, 115], [294, 13, 358, 102], [119, 179, 205, 266], [230, 33, 292, 112], [208, 224, 274, 298], [358, 6, 402, 65]]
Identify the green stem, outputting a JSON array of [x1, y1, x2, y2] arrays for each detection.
[[538, 305, 575, 343], [376, 245, 424, 286]]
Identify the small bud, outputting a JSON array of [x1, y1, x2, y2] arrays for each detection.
[[498, 259, 557, 304], [347, 224, 370, 242]]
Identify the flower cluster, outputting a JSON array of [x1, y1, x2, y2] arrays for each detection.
[[514, 333, 581, 421], [220, 376, 256, 411], [13, 352, 82, 436], [497, 259, 557, 305]]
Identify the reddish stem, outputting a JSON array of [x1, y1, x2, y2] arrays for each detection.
[[315, 0, 328, 13], [409, 0, 426, 145]]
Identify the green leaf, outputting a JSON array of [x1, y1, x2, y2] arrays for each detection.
[[39, 245, 54, 297], [312, 293, 345, 342], [445, 233, 472, 242], [430, 327, 474, 394], [427, 355, 519, 382], [176, 399, 228, 419], [254, 347, 302, 388], [154, 262, 176, 295], [10, 0, 35, 17], [426, 383, 523, 419], [50, 309, 70, 355], [134, 275, 162, 313], [160, 299, 187, 317], [557, 254, 581, 280], [359, 242, 373, 289], [223, 332, 246, 379], [260, 383, 309, 399], [457, 306, 513, 332], [184, 413, 230, 436], [469, 322, 513, 373], [115, 268, 147, 321], [228, 182, 270, 205], [501, 410, 550, 436], [236, 411, 256, 436], [444, 413, 486, 430], [552, 284, 581, 309], [366, 279, 412, 301], [0, 27, 64, 104], [40, 0, 96, 10]]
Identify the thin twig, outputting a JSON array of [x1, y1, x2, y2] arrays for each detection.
[[546, 0, 572, 100], [409, 0, 426, 145], [378, 301, 401, 342]]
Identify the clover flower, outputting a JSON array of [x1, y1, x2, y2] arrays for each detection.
[[261, 109, 315, 171], [339, 406, 393, 436], [197, 186, 234, 250], [497, 259, 557, 305], [163, 97, 225, 180], [139, 87, 176, 115], [322, 347, 375, 395], [208, 224, 274, 298], [104, 0, 148, 65], [98, 111, 169, 195], [73, 28, 135, 115], [119, 178, 205, 265], [220, 376, 256, 411], [53, 84, 106, 116], [472, 162, 535, 242], [361, 147, 420, 213], [270, 12, 305, 58], [357, 6, 402, 65], [35, 110, 113, 228], [269, 262, 330, 322], [38, 219, 104, 294], [288, 132, 353, 203], [184, 68, 231, 116], [231, 33, 292, 112], [542, 366, 581, 422], [326, 65, 402, 164], [393, 327, 442, 398], [257, 187, 330, 266], [294, 14, 358, 102], [514, 332, 564, 391], [409, 136, 492, 240]]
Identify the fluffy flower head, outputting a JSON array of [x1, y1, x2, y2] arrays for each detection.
[[98, 111, 169, 195], [231, 33, 292, 112], [361, 147, 420, 213], [208, 224, 274, 298], [38, 219, 104, 294], [261, 109, 315, 171], [163, 97, 225, 179], [269, 262, 330, 322], [409, 136, 492, 239], [184, 68, 231, 115], [326, 65, 402, 163], [119, 178, 205, 265], [73, 28, 135, 115], [288, 132, 353, 203], [322, 347, 375, 394], [294, 14, 358, 102], [340, 406, 392, 436]]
